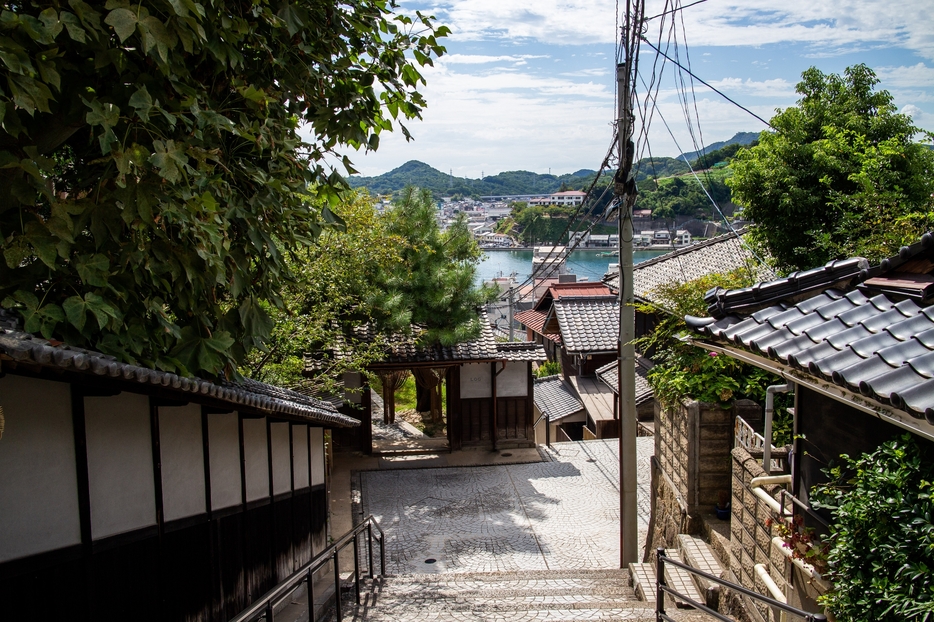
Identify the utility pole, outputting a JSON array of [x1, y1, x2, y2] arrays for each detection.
[[615, 1, 641, 568], [508, 287, 515, 342]]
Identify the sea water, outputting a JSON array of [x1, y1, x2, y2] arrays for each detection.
[[476, 249, 668, 285]]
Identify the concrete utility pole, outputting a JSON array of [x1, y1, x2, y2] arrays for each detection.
[[508, 287, 515, 342], [616, 27, 639, 566]]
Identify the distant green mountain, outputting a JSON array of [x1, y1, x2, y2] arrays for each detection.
[[677, 131, 760, 163], [348, 132, 760, 196], [346, 161, 601, 197]]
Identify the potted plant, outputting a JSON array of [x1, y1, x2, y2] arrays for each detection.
[[715, 490, 731, 520]]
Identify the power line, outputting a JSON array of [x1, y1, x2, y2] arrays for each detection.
[[638, 36, 775, 129], [643, 0, 708, 22]]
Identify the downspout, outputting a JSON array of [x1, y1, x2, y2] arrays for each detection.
[[492, 361, 506, 451], [764, 384, 792, 474]]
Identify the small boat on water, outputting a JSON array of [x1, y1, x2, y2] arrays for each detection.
[[596, 250, 619, 257]]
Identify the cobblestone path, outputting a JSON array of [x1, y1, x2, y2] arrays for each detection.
[[360, 438, 653, 575]]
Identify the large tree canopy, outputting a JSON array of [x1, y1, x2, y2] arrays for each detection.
[[729, 64, 934, 273], [0, 0, 447, 376]]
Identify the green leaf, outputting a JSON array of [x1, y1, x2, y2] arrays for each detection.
[[104, 7, 137, 42], [63, 295, 88, 330], [75, 253, 110, 286], [128, 85, 152, 122]]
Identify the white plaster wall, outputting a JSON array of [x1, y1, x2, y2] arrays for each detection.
[[460, 363, 492, 399], [270, 422, 291, 495], [85, 392, 156, 540], [0, 376, 81, 562], [208, 411, 242, 510], [497, 362, 528, 397], [242, 417, 269, 502], [310, 427, 325, 486], [159, 404, 206, 521], [292, 424, 309, 490]]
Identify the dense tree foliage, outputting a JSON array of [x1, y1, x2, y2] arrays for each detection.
[[811, 435, 934, 621], [242, 194, 403, 389], [373, 187, 497, 346], [635, 174, 731, 220], [0, 0, 448, 377], [730, 64, 934, 272], [347, 160, 598, 197]]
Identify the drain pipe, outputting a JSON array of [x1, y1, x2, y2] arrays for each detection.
[[755, 563, 787, 622], [764, 384, 792, 474]]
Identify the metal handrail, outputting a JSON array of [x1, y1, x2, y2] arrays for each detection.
[[655, 547, 827, 622], [230, 515, 386, 622]]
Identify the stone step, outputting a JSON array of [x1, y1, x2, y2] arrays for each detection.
[[677, 534, 723, 596], [627, 562, 657, 606], [662, 550, 704, 609], [339, 568, 660, 622]]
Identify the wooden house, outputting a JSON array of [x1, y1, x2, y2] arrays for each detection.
[[307, 317, 546, 453], [686, 234, 934, 516], [0, 310, 359, 622]]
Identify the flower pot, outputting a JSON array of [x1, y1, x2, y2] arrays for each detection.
[[715, 504, 731, 520]]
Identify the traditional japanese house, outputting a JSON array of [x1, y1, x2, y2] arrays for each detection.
[[0, 309, 359, 622], [308, 317, 546, 453]]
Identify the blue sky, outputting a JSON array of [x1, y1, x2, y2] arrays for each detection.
[[325, 0, 934, 178]]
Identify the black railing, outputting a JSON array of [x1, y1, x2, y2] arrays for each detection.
[[655, 547, 826, 622], [230, 515, 386, 622]]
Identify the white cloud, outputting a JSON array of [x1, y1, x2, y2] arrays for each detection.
[[441, 54, 549, 65], [418, 0, 934, 61], [876, 63, 934, 88], [902, 104, 924, 118]]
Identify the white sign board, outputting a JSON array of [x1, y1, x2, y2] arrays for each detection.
[[497, 362, 528, 397], [460, 363, 491, 399]]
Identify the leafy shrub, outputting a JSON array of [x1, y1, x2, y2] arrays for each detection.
[[811, 435, 934, 621], [636, 267, 789, 410], [535, 360, 561, 378]]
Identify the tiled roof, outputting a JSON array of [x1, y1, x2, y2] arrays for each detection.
[[594, 358, 654, 406], [547, 283, 613, 300], [533, 375, 586, 422], [514, 309, 561, 343], [604, 230, 773, 303], [687, 233, 934, 426], [553, 297, 619, 354], [0, 310, 358, 428], [495, 342, 548, 361], [322, 312, 545, 368]]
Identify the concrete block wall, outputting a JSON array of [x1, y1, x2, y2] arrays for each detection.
[[730, 447, 786, 622], [655, 399, 760, 515]]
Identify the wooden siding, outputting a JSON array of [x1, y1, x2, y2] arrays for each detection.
[[0, 379, 331, 622]]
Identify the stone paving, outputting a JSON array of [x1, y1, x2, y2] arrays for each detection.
[[360, 438, 654, 575]]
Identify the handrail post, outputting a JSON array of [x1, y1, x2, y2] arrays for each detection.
[[265, 601, 274, 622], [367, 522, 374, 579], [307, 568, 316, 622], [353, 533, 361, 605], [380, 532, 386, 577], [656, 547, 667, 621], [333, 551, 342, 621]]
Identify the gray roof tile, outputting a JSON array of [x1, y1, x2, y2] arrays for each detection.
[[533, 375, 585, 421], [0, 310, 358, 428], [553, 297, 619, 354], [604, 229, 773, 303], [594, 358, 655, 406], [688, 232, 934, 425]]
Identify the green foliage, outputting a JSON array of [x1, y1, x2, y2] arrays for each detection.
[[690, 141, 756, 170], [0, 0, 448, 377], [635, 174, 731, 220], [811, 435, 934, 621], [535, 360, 561, 378], [241, 193, 403, 390], [729, 64, 934, 273], [347, 160, 598, 196], [372, 186, 498, 346], [636, 268, 786, 408]]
